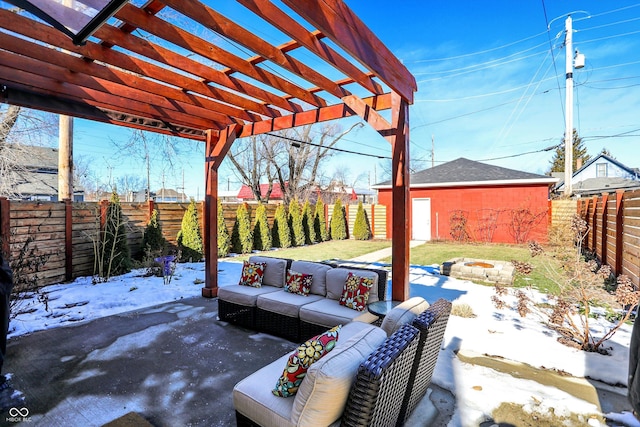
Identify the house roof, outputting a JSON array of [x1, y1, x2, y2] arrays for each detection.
[[572, 177, 640, 196], [373, 157, 557, 189], [555, 153, 639, 191], [237, 184, 285, 200]]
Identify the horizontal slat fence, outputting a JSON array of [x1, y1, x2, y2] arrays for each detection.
[[0, 199, 386, 287], [577, 189, 640, 287]]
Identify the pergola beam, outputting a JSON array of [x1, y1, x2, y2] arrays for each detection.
[[0, 0, 416, 302]]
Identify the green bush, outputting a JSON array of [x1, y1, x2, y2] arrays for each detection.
[[289, 199, 305, 247], [272, 204, 291, 248], [353, 201, 372, 240], [177, 199, 203, 262], [302, 200, 316, 244], [231, 203, 253, 254], [330, 199, 348, 240], [253, 204, 272, 251], [314, 198, 329, 242], [142, 208, 166, 254], [103, 191, 132, 276], [217, 200, 231, 257]]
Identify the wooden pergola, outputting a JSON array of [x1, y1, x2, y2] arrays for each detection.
[[0, 0, 416, 300]]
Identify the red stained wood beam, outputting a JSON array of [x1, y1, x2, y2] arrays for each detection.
[[115, 3, 325, 109], [239, 93, 392, 137], [203, 125, 242, 297], [0, 10, 259, 124], [161, 0, 349, 100], [238, 0, 384, 97], [0, 63, 222, 131], [384, 93, 411, 301], [284, 0, 416, 103], [95, 24, 284, 118]]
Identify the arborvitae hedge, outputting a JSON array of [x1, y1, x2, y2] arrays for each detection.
[[302, 200, 316, 244], [217, 200, 232, 257], [142, 208, 166, 255], [314, 198, 328, 242], [353, 201, 372, 240], [104, 191, 132, 275], [177, 199, 204, 262], [253, 204, 272, 251], [330, 199, 347, 240], [272, 204, 291, 248], [232, 203, 253, 254], [289, 199, 305, 247]]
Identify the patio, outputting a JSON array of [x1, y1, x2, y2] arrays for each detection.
[[4, 296, 452, 426]]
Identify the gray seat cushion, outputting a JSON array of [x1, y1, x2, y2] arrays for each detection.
[[257, 290, 323, 317], [218, 284, 281, 307], [249, 256, 288, 287], [325, 268, 379, 303], [381, 297, 430, 336], [291, 325, 387, 426], [299, 298, 378, 328], [290, 261, 333, 296]]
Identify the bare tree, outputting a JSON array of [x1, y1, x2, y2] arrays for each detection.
[[0, 105, 58, 198], [111, 129, 199, 201], [226, 123, 363, 205], [226, 134, 277, 202]]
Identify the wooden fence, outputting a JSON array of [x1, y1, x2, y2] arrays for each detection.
[[577, 190, 640, 287], [0, 199, 386, 287]]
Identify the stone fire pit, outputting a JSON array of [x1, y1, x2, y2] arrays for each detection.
[[440, 258, 514, 285]]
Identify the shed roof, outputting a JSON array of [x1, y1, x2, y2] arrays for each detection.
[[373, 157, 557, 189]]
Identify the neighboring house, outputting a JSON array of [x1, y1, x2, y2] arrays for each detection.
[[237, 183, 285, 202], [12, 146, 84, 202], [373, 158, 557, 243], [154, 188, 188, 203], [554, 153, 640, 197]]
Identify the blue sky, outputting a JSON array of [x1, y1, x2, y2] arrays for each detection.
[[61, 1, 640, 198]]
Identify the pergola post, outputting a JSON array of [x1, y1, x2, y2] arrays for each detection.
[[202, 125, 241, 298], [390, 93, 411, 301]]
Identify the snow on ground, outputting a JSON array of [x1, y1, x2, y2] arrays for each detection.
[[7, 260, 636, 426]]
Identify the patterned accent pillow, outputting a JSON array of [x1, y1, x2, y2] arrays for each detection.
[[339, 273, 375, 311], [238, 261, 266, 287], [273, 325, 341, 397], [285, 270, 313, 296]]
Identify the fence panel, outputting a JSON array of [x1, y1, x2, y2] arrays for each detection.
[[10, 202, 67, 286], [0, 199, 389, 288], [621, 191, 640, 285], [551, 199, 577, 227]]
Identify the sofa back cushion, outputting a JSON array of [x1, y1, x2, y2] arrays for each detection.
[[290, 261, 333, 296], [249, 256, 288, 287], [381, 297, 429, 336], [326, 268, 379, 303], [291, 326, 387, 426]]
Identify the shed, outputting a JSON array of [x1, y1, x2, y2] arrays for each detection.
[[373, 158, 558, 243]]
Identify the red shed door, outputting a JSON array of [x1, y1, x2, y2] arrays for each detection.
[[411, 198, 431, 241]]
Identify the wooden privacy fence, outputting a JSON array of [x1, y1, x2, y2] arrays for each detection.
[[577, 189, 640, 287], [0, 199, 387, 288]]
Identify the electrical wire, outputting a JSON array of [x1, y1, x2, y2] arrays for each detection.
[[541, 0, 566, 118], [265, 132, 391, 160]]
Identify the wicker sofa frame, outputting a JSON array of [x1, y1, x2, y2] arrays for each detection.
[[219, 257, 389, 342], [234, 298, 451, 427]]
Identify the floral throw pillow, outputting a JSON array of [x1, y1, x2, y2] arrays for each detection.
[[339, 273, 374, 311], [285, 270, 313, 296], [238, 261, 266, 287], [273, 325, 341, 397]]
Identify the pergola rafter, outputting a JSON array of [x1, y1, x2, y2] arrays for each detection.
[[0, 0, 416, 301]]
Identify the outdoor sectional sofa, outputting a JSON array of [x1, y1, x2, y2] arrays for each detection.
[[233, 297, 452, 427], [218, 256, 389, 342]]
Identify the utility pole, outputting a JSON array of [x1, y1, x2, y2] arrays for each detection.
[[431, 134, 435, 168], [58, 115, 73, 201], [564, 15, 574, 196]]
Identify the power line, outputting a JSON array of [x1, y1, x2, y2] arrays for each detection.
[[265, 132, 391, 160]]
